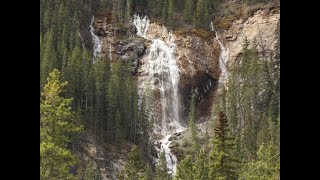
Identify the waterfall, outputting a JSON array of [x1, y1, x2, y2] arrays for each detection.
[[90, 16, 102, 60], [109, 42, 112, 61], [211, 22, 229, 85], [133, 14, 184, 176], [133, 14, 150, 38]]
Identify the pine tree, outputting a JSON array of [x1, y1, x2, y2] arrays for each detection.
[[240, 142, 280, 180], [167, 0, 174, 27], [194, 0, 204, 28], [176, 155, 194, 180], [43, 9, 51, 33], [142, 164, 153, 180], [208, 111, 239, 180], [161, 0, 168, 23], [108, 60, 124, 143], [183, 0, 193, 22], [121, 145, 144, 179], [155, 151, 171, 180], [41, 29, 57, 89], [192, 0, 210, 28], [40, 69, 83, 180], [194, 149, 208, 180], [126, 0, 133, 25], [188, 93, 199, 154]]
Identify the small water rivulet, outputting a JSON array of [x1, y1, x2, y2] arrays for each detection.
[[210, 22, 229, 86], [90, 16, 102, 60]]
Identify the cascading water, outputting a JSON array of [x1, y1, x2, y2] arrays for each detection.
[[109, 42, 112, 61], [90, 16, 102, 59], [211, 22, 229, 85], [133, 14, 184, 175], [133, 14, 150, 38]]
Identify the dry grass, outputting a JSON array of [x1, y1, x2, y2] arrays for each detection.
[[175, 28, 215, 40], [243, 1, 279, 19], [213, 1, 279, 30]]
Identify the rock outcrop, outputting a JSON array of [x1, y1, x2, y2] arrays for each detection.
[[143, 22, 221, 120], [223, 9, 280, 65], [88, 9, 280, 177], [92, 16, 147, 74]]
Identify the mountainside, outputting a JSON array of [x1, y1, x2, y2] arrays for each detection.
[[40, 0, 280, 179]]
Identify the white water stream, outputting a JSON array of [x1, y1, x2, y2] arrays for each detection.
[[211, 22, 229, 85], [133, 14, 185, 175], [90, 16, 102, 60]]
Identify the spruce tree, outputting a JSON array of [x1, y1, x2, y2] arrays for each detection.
[[240, 142, 280, 180], [167, 0, 174, 27], [188, 93, 199, 154], [208, 111, 239, 180], [122, 145, 144, 179], [40, 69, 82, 180], [41, 29, 57, 89], [142, 164, 153, 180], [194, 0, 205, 28], [194, 149, 208, 180], [155, 151, 171, 180], [183, 0, 193, 22], [161, 0, 168, 23], [176, 155, 194, 180]]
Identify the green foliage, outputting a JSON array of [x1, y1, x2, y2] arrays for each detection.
[[240, 142, 280, 180], [40, 69, 83, 180], [142, 164, 153, 180], [167, 0, 174, 27], [194, 0, 209, 28], [224, 39, 280, 159], [41, 29, 58, 88], [188, 93, 200, 154], [194, 149, 209, 180], [208, 112, 239, 180], [120, 145, 145, 179], [176, 155, 194, 180], [155, 151, 171, 180], [77, 162, 102, 180], [183, 0, 193, 22], [161, 0, 168, 24]]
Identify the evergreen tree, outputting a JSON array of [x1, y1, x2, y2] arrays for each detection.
[[208, 111, 239, 180], [188, 93, 199, 154], [121, 145, 144, 179], [194, 0, 205, 28], [142, 164, 153, 180], [155, 151, 171, 180], [40, 69, 82, 180], [161, 0, 168, 23], [240, 142, 280, 180], [108, 60, 123, 143], [41, 29, 57, 88], [183, 0, 193, 22], [194, 149, 208, 180], [126, 0, 133, 25], [167, 0, 174, 27], [176, 155, 194, 180]]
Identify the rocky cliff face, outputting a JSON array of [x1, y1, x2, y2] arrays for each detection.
[[91, 9, 280, 123], [87, 9, 280, 178], [223, 9, 280, 65], [92, 15, 146, 74], [143, 22, 221, 121]]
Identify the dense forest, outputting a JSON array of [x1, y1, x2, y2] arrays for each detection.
[[40, 0, 280, 179]]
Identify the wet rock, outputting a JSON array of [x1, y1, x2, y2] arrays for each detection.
[[226, 32, 237, 41], [130, 24, 137, 34], [96, 28, 106, 36], [168, 142, 177, 148], [173, 132, 181, 136]]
